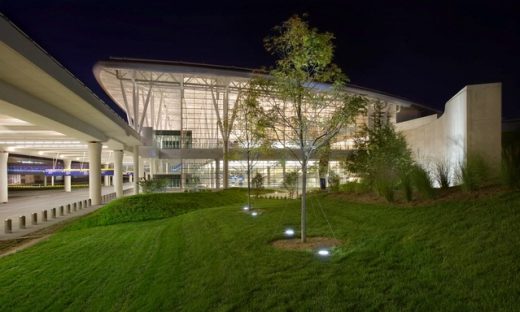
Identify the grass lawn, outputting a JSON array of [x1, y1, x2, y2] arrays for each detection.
[[0, 189, 518, 311]]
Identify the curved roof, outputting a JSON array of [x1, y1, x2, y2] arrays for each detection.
[[95, 57, 438, 115]]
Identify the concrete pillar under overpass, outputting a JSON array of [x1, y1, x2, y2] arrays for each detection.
[[133, 145, 140, 194], [150, 158, 157, 178], [104, 164, 111, 186], [113, 150, 123, 198], [0, 151, 8, 203], [64, 159, 72, 192], [139, 157, 145, 180], [88, 141, 102, 205]]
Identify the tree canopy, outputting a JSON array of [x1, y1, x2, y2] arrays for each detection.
[[249, 15, 366, 242]]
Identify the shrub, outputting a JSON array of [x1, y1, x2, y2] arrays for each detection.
[[457, 155, 490, 192], [411, 165, 435, 199], [139, 178, 168, 194], [434, 160, 451, 189], [375, 177, 395, 202], [328, 171, 340, 192], [339, 181, 370, 194], [400, 170, 413, 202], [501, 146, 520, 189]]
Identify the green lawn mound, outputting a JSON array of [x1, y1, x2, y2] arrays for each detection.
[[66, 188, 246, 230], [0, 190, 518, 311]]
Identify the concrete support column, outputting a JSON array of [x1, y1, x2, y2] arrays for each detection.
[[43, 175, 47, 186], [0, 151, 8, 203], [210, 163, 214, 189], [104, 164, 111, 186], [139, 157, 145, 180], [113, 150, 123, 198], [150, 159, 157, 178], [215, 159, 220, 190], [88, 141, 102, 205], [64, 159, 72, 192], [133, 145, 140, 194], [51, 176, 54, 186]]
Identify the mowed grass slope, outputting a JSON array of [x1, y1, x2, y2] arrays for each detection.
[[0, 190, 518, 311]]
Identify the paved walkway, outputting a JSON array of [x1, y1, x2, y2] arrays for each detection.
[[0, 184, 134, 239]]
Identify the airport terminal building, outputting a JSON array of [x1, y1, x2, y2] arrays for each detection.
[[94, 58, 438, 190], [0, 13, 502, 203]]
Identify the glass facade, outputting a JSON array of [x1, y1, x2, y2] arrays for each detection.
[[97, 62, 413, 190]]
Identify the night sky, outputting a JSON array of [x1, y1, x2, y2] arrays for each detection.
[[1, 0, 518, 119]]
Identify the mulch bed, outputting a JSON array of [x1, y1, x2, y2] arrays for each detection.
[[271, 236, 342, 251]]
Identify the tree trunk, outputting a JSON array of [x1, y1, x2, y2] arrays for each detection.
[[223, 139, 229, 188], [301, 160, 307, 243], [247, 150, 251, 209]]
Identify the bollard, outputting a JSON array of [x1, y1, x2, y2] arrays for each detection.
[[19, 216, 26, 229], [4, 219, 12, 234], [84, 199, 88, 208], [52, 208, 57, 218], [60, 205, 64, 216], [31, 213, 38, 225], [75, 202, 79, 211], [88, 198, 92, 206], [67, 204, 71, 214], [42, 210, 48, 222]]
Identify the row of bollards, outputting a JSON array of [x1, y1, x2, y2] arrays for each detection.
[[101, 193, 116, 204], [3, 192, 117, 234]]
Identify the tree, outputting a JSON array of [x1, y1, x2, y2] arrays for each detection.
[[345, 101, 415, 201], [283, 170, 299, 198], [233, 86, 269, 208], [253, 15, 366, 242], [252, 172, 264, 198]]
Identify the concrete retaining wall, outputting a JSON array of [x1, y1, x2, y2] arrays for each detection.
[[396, 83, 501, 185]]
